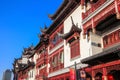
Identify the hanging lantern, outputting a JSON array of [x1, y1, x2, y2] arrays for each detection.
[[118, 4, 120, 13], [107, 74, 114, 80]]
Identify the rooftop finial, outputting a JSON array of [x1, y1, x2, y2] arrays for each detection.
[[30, 43, 34, 49], [44, 24, 47, 29], [48, 14, 53, 20]]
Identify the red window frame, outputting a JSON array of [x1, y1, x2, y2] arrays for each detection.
[[70, 40, 80, 59]]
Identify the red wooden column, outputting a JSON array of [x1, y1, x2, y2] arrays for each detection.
[[91, 18, 96, 34], [103, 67, 107, 80], [91, 2, 96, 34], [92, 69, 95, 80]]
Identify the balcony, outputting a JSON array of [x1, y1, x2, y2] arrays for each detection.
[[50, 39, 63, 50], [82, 0, 115, 34], [35, 67, 47, 79], [82, 0, 107, 20], [103, 29, 120, 48], [49, 41, 64, 55], [36, 53, 48, 67], [49, 63, 64, 73]]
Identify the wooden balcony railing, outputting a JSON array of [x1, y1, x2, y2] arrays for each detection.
[[82, 0, 107, 20], [49, 63, 64, 73], [36, 67, 47, 79], [36, 53, 48, 66], [50, 39, 63, 50], [103, 29, 120, 48]]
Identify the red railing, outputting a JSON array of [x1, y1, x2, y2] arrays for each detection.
[[103, 29, 120, 48], [50, 39, 63, 50], [82, 0, 107, 20], [82, 9, 92, 19], [37, 53, 48, 62], [49, 63, 64, 73], [36, 67, 47, 79], [36, 53, 48, 67]]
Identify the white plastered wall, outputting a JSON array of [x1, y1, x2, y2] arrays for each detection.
[[64, 6, 91, 68]]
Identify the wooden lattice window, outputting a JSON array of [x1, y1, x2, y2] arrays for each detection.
[[52, 55, 58, 67], [59, 51, 64, 63], [70, 40, 80, 59]]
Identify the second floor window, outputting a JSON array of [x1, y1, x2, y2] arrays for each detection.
[[59, 51, 64, 63], [52, 34, 59, 45], [70, 40, 80, 59], [52, 55, 58, 67]]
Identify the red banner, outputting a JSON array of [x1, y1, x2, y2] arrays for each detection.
[[70, 68, 75, 80]]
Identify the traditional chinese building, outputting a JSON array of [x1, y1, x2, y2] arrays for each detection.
[[13, 0, 120, 80], [13, 46, 35, 80], [80, 0, 120, 80], [35, 26, 49, 80], [46, 0, 89, 80]]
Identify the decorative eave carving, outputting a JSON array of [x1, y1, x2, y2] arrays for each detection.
[[35, 25, 49, 51], [38, 25, 49, 42], [17, 60, 35, 72], [12, 58, 23, 73], [23, 45, 35, 57], [58, 16, 82, 43], [40, 24, 48, 35]]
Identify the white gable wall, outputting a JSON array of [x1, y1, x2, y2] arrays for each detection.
[[64, 6, 92, 68]]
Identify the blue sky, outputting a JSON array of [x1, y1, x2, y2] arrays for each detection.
[[0, 0, 62, 79]]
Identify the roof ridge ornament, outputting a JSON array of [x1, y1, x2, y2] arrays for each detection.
[[48, 14, 54, 20], [40, 25, 48, 34], [57, 17, 82, 40], [44, 24, 47, 29]]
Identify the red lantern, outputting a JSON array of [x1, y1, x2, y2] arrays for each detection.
[[107, 75, 114, 80], [118, 4, 120, 13]]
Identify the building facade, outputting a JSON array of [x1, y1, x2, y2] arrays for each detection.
[[12, 46, 35, 80], [2, 69, 12, 80], [13, 0, 120, 80], [81, 0, 120, 80]]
